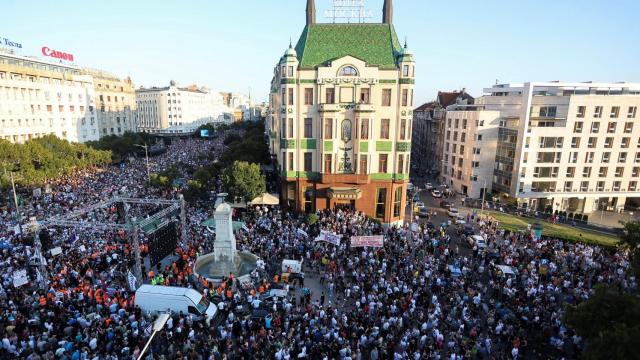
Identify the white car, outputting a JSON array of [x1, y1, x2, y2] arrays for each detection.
[[467, 235, 487, 249], [455, 215, 467, 224], [431, 190, 442, 198], [447, 207, 459, 217], [414, 201, 425, 210], [425, 183, 433, 190]]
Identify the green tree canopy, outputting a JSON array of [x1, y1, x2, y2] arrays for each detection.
[[222, 161, 265, 202]]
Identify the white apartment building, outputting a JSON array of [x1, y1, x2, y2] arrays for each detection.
[[441, 106, 500, 198], [136, 81, 229, 134], [0, 50, 99, 143], [442, 81, 640, 214]]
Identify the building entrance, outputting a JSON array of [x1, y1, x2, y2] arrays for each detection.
[[334, 200, 355, 212]]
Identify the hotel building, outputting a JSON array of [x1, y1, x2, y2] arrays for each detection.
[[267, 0, 415, 224], [83, 68, 137, 137], [136, 81, 228, 134], [442, 81, 640, 214], [0, 50, 99, 143]]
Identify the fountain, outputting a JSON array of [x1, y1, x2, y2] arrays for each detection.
[[193, 198, 258, 284]]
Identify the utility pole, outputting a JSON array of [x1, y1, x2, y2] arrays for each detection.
[[10, 172, 23, 238], [135, 144, 151, 184], [31, 221, 49, 290], [480, 180, 486, 218], [179, 194, 187, 242], [124, 202, 143, 288]]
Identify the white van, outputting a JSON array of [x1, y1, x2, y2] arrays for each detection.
[[135, 285, 218, 321], [282, 259, 303, 273]]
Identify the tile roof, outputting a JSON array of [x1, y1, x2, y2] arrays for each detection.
[[437, 91, 474, 107], [294, 24, 401, 70]]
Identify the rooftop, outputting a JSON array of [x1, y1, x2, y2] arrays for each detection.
[[294, 23, 401, 70]]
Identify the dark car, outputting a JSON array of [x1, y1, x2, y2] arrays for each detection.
[[418, 207, 429, 217], [425, 222, 435, 230], [440, 201, 452, 209], [462, 224, 474, 236]]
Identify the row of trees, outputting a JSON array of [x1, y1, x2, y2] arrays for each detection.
[[86, 132, 155, 163], [0, 135, 111, 190]]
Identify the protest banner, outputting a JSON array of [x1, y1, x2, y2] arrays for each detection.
[[297, 228, 308, 237], [12, 269, 28, 288], [350, 235, 384, 248], [315, 230, 341, 245]]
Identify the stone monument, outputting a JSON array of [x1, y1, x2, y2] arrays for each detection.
[[193, 200, 258, 284]]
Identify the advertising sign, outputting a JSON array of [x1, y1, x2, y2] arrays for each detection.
[[200, 129, 209, 138], [0, 36, 22, 49], [41, 46, 74, 62], [350, 235, 384, 248]]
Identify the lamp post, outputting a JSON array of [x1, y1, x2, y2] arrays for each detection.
[[134, 144, 150, 184], [480, 180, 487, 218]]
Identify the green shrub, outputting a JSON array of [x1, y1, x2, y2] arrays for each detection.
[[306, 213, 319, 226]]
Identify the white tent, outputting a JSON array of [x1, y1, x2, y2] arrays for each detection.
[[249, 193, 279, 206]]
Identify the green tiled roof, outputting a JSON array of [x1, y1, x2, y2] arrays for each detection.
[[295, 24, 401, 70]]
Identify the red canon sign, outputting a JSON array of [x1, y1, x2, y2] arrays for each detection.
[[41, 46, 74, 62]]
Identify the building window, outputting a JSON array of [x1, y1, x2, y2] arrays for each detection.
[[287, 118, 294, 138], [326, 88, 335, 104], [607, 122, 617, 133], [393, 187, 402, 217], [588, 137, 597, 148], [571, 137, 580, 148], [401, 89, 408, 107], [324, 118, 333, 139], [376, 153, 388, 174], [339, 66, 358, 76], [360, 118, 369, 140], [304, 88, 313, 105], [591, 122, 600, 133], [360, 88, 370, 104], [573, 121, 583, 133], [576, 106, 586, 118], [288, 152, 294, 171], [303, 152, 312, 172], [628, 106, 637, 118], [604, 137, 614, 148], [397, 154, 404, 174], [400, 119, 406, 140], [403, 65, 409, 77], [601, 152, 610, 163], [624, 122, 634, 133], [359, 155, 368, 175], [380, 119, 390, 139], [619, 152, 628, 163], [594, 106, 603, 118], [281, 118, 286, 137], [596, 181, 605, 191], [629, 181, 637, 191], [564, 181, 573, 192], [288, 88, 294, 105], [324, 154, 332, 173], [636, 152, 640, 163], [566, 167, 575, 177], [615, 167, 624, 177], [375, 188, 387, 219], [381, 89, 391, 107], [610, 106, 620, 118], [304, 118, 312, 138], [598, 167, 608, 177], [621, 137, 630, 148], [287, 66, 294, 77], [304, 186, 314, 213], [580, 181, 589, 192]]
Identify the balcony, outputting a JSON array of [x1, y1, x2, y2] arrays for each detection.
[[318, 103, 340, 112], [355, 103, 375, 112]]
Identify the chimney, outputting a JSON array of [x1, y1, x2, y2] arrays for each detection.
[[306, 0, 316, 25], [383, 0, 393, 24]]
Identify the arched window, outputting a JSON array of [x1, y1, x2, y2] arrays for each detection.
[[339, 66, 358, 77]]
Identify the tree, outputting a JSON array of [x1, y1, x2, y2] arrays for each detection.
[[222, 161, 265, 202], [564, 285, 640, 359], [619, 220, 640, 278]]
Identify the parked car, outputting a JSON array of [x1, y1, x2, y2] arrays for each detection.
[[467, 235, 487, 249], [461, 224, 475, 236], [418, 207, 429, 217], [447, 208, 459, 217], [440, 200, 452, 209], [412, 194, 421, 202], [414, 201, 425, 210], [431, 190, 443, 198], [455, 215, 467, 224], [425, 183, 433, 190], [407, 183, 415, 192], [135, 285, 220, 323]]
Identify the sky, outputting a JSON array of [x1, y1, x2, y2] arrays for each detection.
[[3, 0, 639, 105]]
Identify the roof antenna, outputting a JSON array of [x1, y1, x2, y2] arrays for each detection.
[[404, 37, 408, 48], [289, 37, 292, 48]]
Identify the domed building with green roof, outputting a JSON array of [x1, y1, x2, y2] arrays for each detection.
[[267, 0, 415, 225]]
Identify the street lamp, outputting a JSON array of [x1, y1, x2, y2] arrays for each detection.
[[137, 313, 170, 360], [134, 144, 151, 184]]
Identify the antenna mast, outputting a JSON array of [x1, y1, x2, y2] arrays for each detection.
[[324, 0, 372, 24]]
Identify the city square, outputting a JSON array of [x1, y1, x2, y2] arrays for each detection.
[[1, 0, 639, 359]]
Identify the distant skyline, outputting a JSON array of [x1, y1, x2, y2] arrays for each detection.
[[4, 0, 639, 104]]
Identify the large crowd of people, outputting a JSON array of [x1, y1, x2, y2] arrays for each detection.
[[0, 135, 635, 359]]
